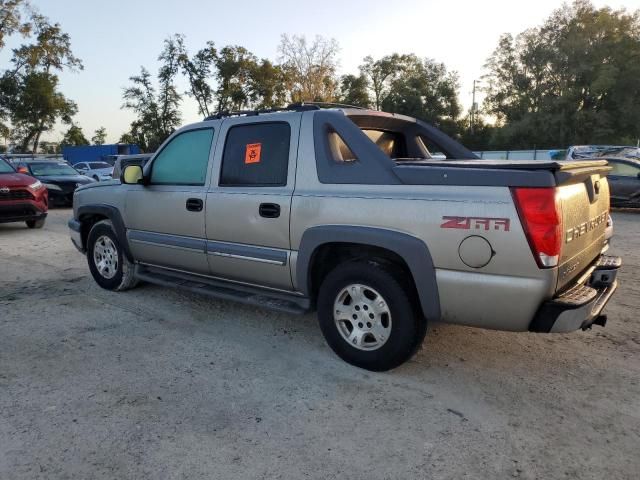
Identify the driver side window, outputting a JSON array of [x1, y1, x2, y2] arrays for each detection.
[[150, 128, 214, 185]]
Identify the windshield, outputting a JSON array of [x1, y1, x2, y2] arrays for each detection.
[[0, 159, 15, 173], [28, 162, 78, 176], [89, 162, 112, 169]]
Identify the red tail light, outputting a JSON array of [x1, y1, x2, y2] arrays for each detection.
[[511, 187, 562, 268]]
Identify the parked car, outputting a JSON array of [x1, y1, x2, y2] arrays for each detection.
[[598, 157, 640, 207], [566, 145, 640, 160], [565, 146, 640, 207], [69, 104, 620, 371], [0, 157, 48, 228], [74, 161, 114, 181], [17, 160, 95, 206]]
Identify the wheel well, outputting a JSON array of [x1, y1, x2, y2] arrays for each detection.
[[308, 242, 419, 310], [79, 213, 108, 249]]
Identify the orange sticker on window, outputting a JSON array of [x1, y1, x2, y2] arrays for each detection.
[[245, 143, 262, 164]]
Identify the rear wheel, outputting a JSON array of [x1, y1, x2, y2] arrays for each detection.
[[87, 219, 138, 291], [317, 260, 426, 371], [26, 218, 45, 229]]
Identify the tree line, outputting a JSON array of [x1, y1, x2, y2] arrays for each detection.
[[2, 0, 639, 154]]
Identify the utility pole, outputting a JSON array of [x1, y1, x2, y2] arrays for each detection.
[[470, 80, 479, 135]]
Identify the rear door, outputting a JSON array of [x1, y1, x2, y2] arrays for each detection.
[[205, 115, 300, 290], [125, 127, 216, 275]]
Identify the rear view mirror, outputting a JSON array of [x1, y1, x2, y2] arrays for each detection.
[[122, 165, 143, 184]]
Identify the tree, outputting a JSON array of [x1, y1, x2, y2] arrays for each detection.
[[278, 34, 339, 103], [2, 71, 77, 151], [359, 54, 461, 134], [173, 35, 217, 117], [92, 126, 106, 145], [214, 45, 258, 112], [338, 74, 371, 108], [61, 124, 88, 146], [483, 0, 640, 148], [0, 0, 31, 50], [0, 7, 82, 151]]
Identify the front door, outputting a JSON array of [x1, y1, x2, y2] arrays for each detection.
[[608, 159, 640, 204], [205, 116, 300, 290], [125, 127, 216, 275]]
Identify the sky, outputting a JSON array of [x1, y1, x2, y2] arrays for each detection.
[[4, 0, 640, 143]]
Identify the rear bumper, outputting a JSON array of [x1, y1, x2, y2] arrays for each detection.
[[529, 255, 621, 333]]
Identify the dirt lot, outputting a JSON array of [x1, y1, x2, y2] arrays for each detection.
[[1, 208, 639, 480]]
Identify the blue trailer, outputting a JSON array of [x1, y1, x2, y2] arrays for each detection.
[[62, 144, 141, 166]]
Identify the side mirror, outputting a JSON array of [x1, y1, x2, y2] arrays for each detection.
[[122, 165, 144, 184]]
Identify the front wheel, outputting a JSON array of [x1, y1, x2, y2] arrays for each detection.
[[87, 219, 138, 291], [317, 260, 426, 371]]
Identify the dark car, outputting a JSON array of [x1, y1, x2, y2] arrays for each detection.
[[0, 157, 48, 228], [602, 157, 640, 207], [17, 160, 95, 206]]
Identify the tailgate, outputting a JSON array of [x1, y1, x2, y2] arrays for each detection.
[[556, 172, 610, 291]]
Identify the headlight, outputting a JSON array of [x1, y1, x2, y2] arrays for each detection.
[[28, 180, 43, 190], [43, 183, 62, 191]]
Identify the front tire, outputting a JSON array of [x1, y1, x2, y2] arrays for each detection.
[[317, 260, 426, 371], [26, 218, 46, 229], [87, 219, 138, 291]]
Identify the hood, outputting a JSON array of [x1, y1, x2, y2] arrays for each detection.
[[36, 174, 95, 184], [75, 178, 119, 192], [0, 172, 38, 187]]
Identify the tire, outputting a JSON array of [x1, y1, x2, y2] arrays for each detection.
[[26, 218, 46, 229], [87, 219, 138, 291], [317, 260, 427, 371]]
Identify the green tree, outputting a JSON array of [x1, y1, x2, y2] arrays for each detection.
[[338, 74, 371, 108], [92, 126, 107, 145], [365, 54, 461, 134], [2, 71, 77, 151], [0, 7, 82, 151], [483, 0, 640, 148], [60, 124, 88, 146], [214, 45, 257, 112]]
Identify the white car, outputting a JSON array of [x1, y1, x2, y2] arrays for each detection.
[[74, 161, 114, 181]]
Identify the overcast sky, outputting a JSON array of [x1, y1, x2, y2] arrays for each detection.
[[4, 0, 640, 143]]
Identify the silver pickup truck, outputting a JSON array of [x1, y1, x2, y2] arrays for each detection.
[[69, 104, 621, 371]]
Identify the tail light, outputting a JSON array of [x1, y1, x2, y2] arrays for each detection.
[[511, 187, 562, 268]]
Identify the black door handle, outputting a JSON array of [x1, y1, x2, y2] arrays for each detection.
[[259, 203, 280, 218], [186, 198, 203, 212]]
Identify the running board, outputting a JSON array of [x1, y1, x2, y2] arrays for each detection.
[[135, 265, 311, 315]]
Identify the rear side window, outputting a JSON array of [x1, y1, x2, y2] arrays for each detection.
[[150, 128, 214, 185], [328, 131, 357, 162], [220, 122, 290, 186]]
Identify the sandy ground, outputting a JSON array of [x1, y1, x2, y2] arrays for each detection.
[[0, 208, 638, 480]]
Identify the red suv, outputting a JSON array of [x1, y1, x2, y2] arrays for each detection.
[[0, 157, 48, 228]]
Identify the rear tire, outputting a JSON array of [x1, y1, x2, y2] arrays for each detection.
[[317, 260, 426, 371], [87, 219, 138, 291], [26, 218, 45, 229]]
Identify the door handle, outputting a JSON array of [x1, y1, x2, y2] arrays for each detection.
[[186, 198, 203, 212], [259, 203, 280, 218]]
